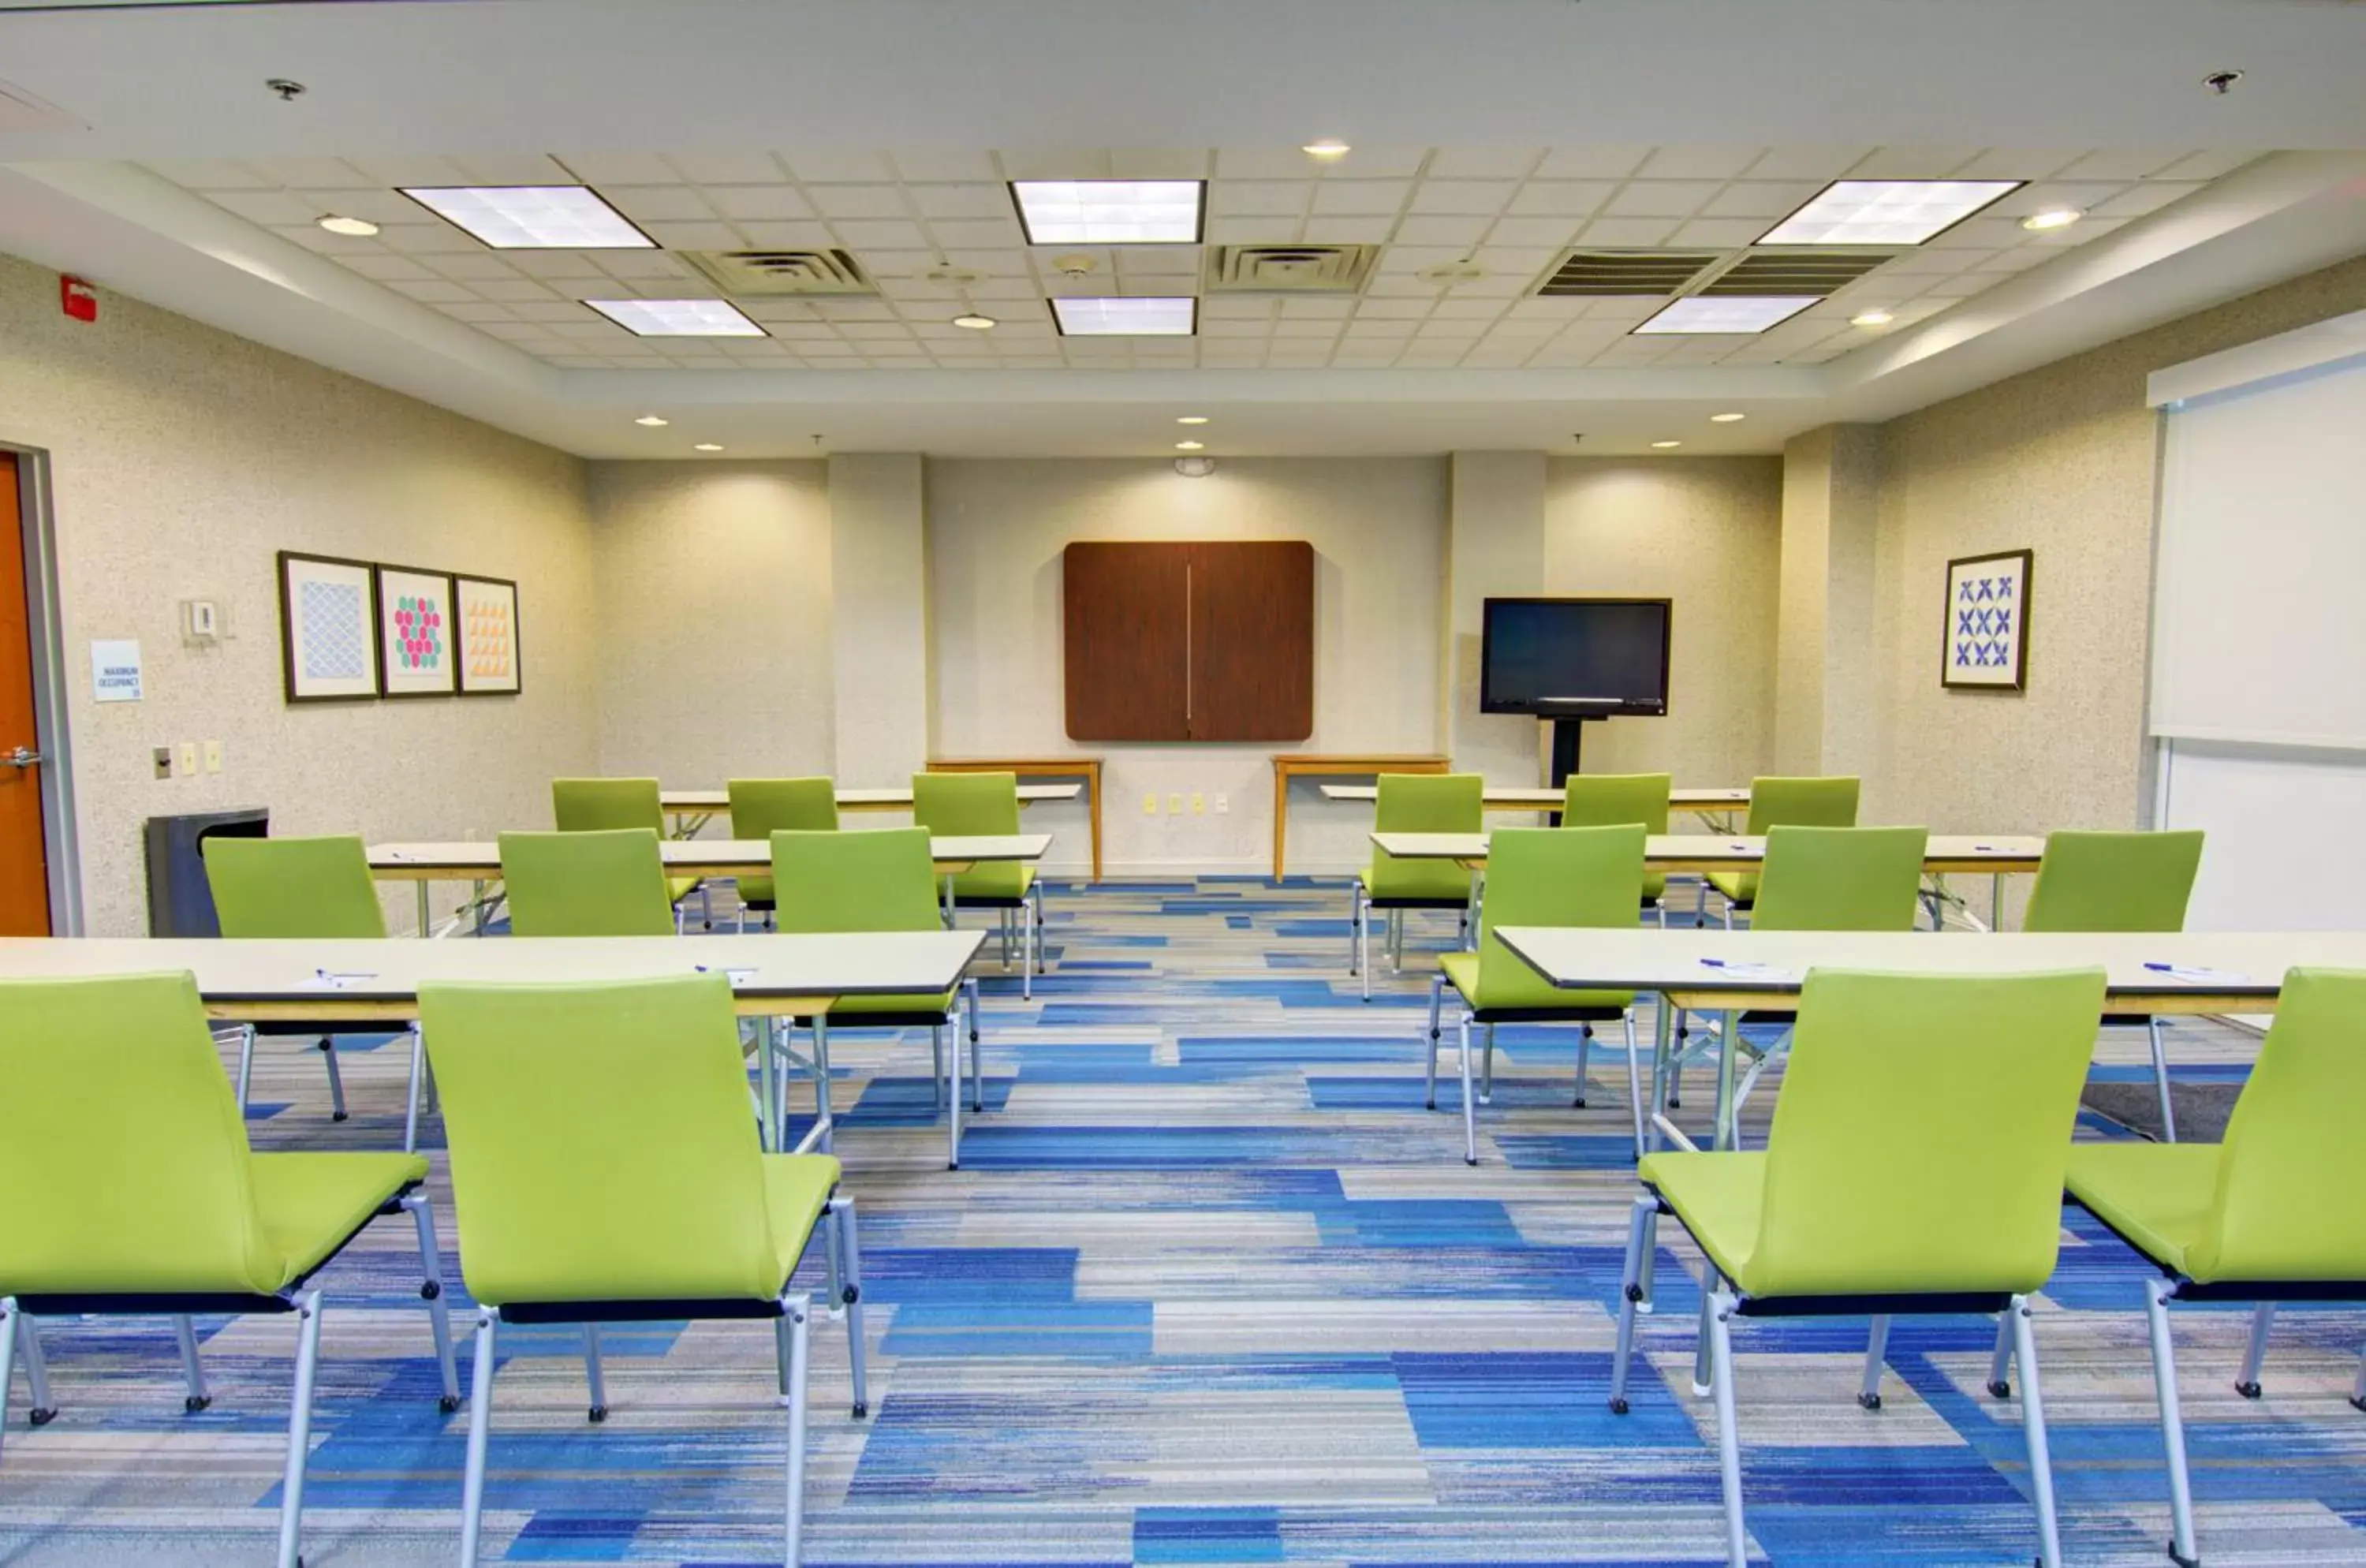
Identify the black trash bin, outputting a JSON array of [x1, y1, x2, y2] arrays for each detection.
[[145, 808, 269, 937]]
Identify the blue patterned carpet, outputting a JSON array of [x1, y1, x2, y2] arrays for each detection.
[[6, 877, 2364, 1566]]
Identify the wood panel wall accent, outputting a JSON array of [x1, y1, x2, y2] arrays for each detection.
[[1062, 540, 1315, 742]]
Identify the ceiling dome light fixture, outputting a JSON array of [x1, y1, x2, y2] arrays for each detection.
[[633, 414, 670, 427], [2204, 68, 2243, 95], [1177, 415, 1209, 425], [2021, 207, 2084, 233], [316, 214, 379, 237], [952, 313, 998, 330], [693, 442, 724, 452], [1650, 439, 1682, 450], [1175, 439, 1206, 451], [1850, 309, 1894, 327], [1302, 140, 1352, 160], [1709, 412, 1746, 424], [1175, 455, 1217, 477]]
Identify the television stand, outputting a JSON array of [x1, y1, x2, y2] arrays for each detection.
[[1547, 715, 1596, 790]]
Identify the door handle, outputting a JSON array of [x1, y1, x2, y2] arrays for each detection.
[[4, 746, 42, 769]]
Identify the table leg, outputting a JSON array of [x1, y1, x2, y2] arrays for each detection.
[[1993, 872, 2005, 933], [757, 1017, 779, 1152], [1712, 1007, 1741, 1151], [1272, 766, 1289, 881], [1085, 765, 1103, 883], [416, 882, 431, 940], [942, 873, 957, 929], [812, 1017, 834, 1155]]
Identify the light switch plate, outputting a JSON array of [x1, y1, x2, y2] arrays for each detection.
[[152, 746, 171, 780], [203, 738, 222, 773], [1167, 793, 1185, 814], [174, 741, 196, 777], [1190, 793, 1204, 814], [1142, 793, 1159, 814], [1214, 793, 1229, 814]]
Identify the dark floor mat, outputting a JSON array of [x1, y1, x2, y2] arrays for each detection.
[[2081, 1080, 2243, 1143]]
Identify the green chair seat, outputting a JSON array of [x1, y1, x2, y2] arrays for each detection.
[[826, 987, 960, 1018], [1705, 868, 1753, 905], [1636, 1149, 1766, 1288], [2062, 1144, 2215, 1280], [763, 1155, 841, 1275], [1437, 949, 1628, 1018], [251, 1152, 432, 1285]]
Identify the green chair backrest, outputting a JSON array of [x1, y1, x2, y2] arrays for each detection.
[[728, 778, 840, 906], [2022, 831, 2204, 933], [2190, 969, 2366, 1283], [203, 834, 386, 939], [912, 771, 1024, 899], [1745, 775, 1860, 834], [1368, 772, 1484, 902], [1561, 773, 1671, 902], [1751, 967, 2107, 1297], [417, 974, 788, 1307], [498, 828, 675, 936], [0, 973, 285, 1297], [553, 777, 663, 834], [1750, 826, 1928, 932], [769, 827, 942, 935], [1472, 826, 1644, 1008]]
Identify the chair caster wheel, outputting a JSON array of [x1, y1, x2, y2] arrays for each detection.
[[1986, 1379, 2011, 1399], [1857, 1392, 1882, 1411], [1607, 1397, 1629, 1415], [588, 1405, 608, 1424], [2168, 1544, 2200, 1568], [185, 1394, 213, 1413], [439, 1394, 461, 1413], [851, 1402, 868, 1419], [1573, 1097, 1588, 1109], [1463, 1157, 1478, 1167], [331, 1111, 349, 1122], [1667, 1095, 1682, 1109], [28, 1407, 57, 1426], [421, 1280, 442, 1301], [2350, 1394, 2366, 1414], [2235, 1379, 2262, 1399]]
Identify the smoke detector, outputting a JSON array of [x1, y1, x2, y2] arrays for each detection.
[[1416, 259, 1489, 286], [922, 261, 987, 286], [1052, 254, 1099, 278]]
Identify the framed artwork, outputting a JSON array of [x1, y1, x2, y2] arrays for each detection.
[[277, 551, 379, 703], [1942, 548, 2032, 692], [375, 564, 457, 698], [454, 573, 521, 696]]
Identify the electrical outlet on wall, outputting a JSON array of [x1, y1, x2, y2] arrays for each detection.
[[1142, 793, 1159, 815], [203, 739, 222, 773], [1190, 793, 1204, 814], [1167, 793, 1185, 815], [174, 741, 196, 777], [1214, 793, 1229, 814], [152, 746, 171, 780]]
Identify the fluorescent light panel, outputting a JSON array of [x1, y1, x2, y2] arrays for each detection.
[[1757, 179, 2021, 246], [1052, 297, 1197, 337], [401, 185, 652, 249], [1012, 180, 1203, 245], [1634, 296, 1817, 335], [584, 298, 766, 337]]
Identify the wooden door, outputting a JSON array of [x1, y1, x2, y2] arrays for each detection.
[[1063, 541, 1191, 741], [0, 453, 50, 934], [1188, 541, 1314, 741]]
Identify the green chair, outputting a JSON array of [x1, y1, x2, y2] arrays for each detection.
[[727, 778, 841, 930], [2051, 967, 2366, 1568], [0, 973, 461, 1568], [2025, 829, 2207, 1141], [201, 833, 380, 1128], [498, 828, 677, 937], [419, 972, 864, 1568], [1611, 966, 2107, 1568], [1700, 775, 1860, 926], [1427, 826, 1647, 1163], [1355, 773, 1483, 1002], [552, 777, 706, 929], [772, 827, 983, 1170], [912, 771, 1044, 1000], [1560, 772, 1672, 925]]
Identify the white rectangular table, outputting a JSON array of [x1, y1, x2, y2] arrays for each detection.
[[662, 784, 1081, 832], [1324, 782, 1749, 822]]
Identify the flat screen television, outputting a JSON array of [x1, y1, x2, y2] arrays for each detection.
[[1480, 597, 1671, 717]]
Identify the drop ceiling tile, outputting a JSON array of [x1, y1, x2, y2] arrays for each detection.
[[251, 157, 372, 189], [1700, 181, 1823, 219], [1198, 344, 1269, 366], [1302, 217, 1394, 244], [830, 218, 930, 249], [592, 250, 691, 280], [435, 301, 515, 323], [435, 153, 569, 186], [665, 151, 784, 185], [1844, 146, 1986, 178], [968, 277, 1049, 301], [733, 220, 838, 248], [1534, 146, 1652, 179], [1273, 318, 1344, 338], [858, 252, 938, 282], [997, 355, 1068, 368], [2151, 150, 2258, 182], [1360, 272, 1440, 297], [1211, 180, 1312, 216], [879, 277, 956, 301], [926, 217, 1028, 248], [1877, 246, 1983, 274], [2000, 181, 2129, 217], [834, 320, 914, 340], [1456, 274, 1534, 298], [1205, 215, 1298, 244], [1971, 247, 2053, 273], [338, 254, 439, 282], [599, 185, 716, 222], [901, 183, 1002, 219], [298, 187, 431, 225], [1108, 149, 1211, 180], [1506, 181, 1615, 218], [797, 337, 862, 353], [206, 190, 324, 226], [494, 251, 605, 279], [1379, 245, 1469, 274], [421, 252, 520, 282], [1428, 297, 1505, 319], [1915, 274, 1996, 300], [379, 225, 487, 255], [479, 321, 560, 341], [1505, 297, 1583, 319], [724, 339, 797, 358], [1742, 146, 1875, 181], [1638, 145, 1763, 181], [1485, 215, 1585, 248], [273, 226, 367, 258], [1605, 181, 1718, 218], [1311, 179, 1410, 215], [709, 185, 816, 220], [1949, 147, 2087, 181], [2091, 181, 2207, 218], [1670, 217, 1769, 248], [1425, 147, 1543, 179], [1409, 180, 1517, 215], [545, 355, 612, 368], [1197, 296, 1274, 319], [1385, 215, 1483, 247], [1278, 296, 1354, 318], [1927, 214, 2024, 249], [638, 220, 740, 250], [810, 184, 909, 218], [1469, 245, 1557, 273], [2054, 149, 2192, 181], [1118, 248, 1203, 277], [553, 152, 678, 185], [1580, 297, 1662, 323], [509, 301, 595, 322], [760, 321, 838, 338], [1355, 297, 1434, 319], [1575, 215, 1679, 247], [1413, 318, 1488, 338], [785, 151, 898, 183], [887, 149, 1001, 183], [145, 159, 274, 189]]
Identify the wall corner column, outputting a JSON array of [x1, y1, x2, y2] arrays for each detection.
[[1775, 424, 1882, 777], [1445, 451, 1548, 782], [827, 452, 931, 786]]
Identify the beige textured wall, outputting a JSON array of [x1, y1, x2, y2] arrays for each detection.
[[1867, 254, 2366, 836], [1543, 457, 1784, 786], [585, 460, 834, 784], [0, 253, 597, 936]]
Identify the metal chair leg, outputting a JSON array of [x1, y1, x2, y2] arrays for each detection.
[[1388, 909, 1404, 973], [174, 1315, 212, 1412], [1456, 1014, 1478, 1167], [831, 1198, 868, 1418], [404, 1192, 462, 1411], [1347, 883, 1361, 975], [319, 1036, 349, 1121], [2144, 1279, 2200, 1567], [1707, 1289, 1748, 1568], [1858, 1316, 1890, 1410], [236, 1024, 257, 1115], [274, 1290, 325, 1568], [0, 1298, 14, 1458], [1609, 1195, 1656, 1414], [1621, 1013, 1648, 1159], [1424, 976, 1443, 1111], [782, 1292, 813, 1568], [1693, 1264, 1721, 1397], [1480, 1021, 1495, 1105], [2237, 1301, 2275, 1398], [2148, 1017, 2179, 1143], [1987, 1311, 2015, 1398], [583, 1323, 608, 1422], [931, 1025, 946, 1109], [16, 1309, 55, 1424], [2016, 1294, 2067, 1568], [1358, 895, 1371, 1002], [1574, 1023, 1593, 1107], [460, 1310, 498, 1568], [403, 1028, 426, 1152]]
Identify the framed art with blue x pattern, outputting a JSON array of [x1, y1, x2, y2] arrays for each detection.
[[1942, 548, 2032, 692]]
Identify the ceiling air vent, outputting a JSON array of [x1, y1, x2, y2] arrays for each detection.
[[1697, 249, 1898, 297], [677, 248, 878, 297], [1204, 244, 1380, 293], [1535, 249, 1723, 297]]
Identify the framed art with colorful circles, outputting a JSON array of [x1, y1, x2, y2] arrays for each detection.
[[373, 563, 457, 698]]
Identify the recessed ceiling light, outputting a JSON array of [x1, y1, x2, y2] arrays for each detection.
[[2021, 207, 2084, 233], [400, 185, 653, 249], [1651, 440, 1682, 450], [693, 442, 725, 452], [1301, 140, 1352, 160], [1634, 296, 1818, 335], [1709, 412, 1747, 424], [1175, 440, 1206, 451], [585, 298, 766, 338], [1051, 297, 1197, 336], [633, 414, 670, 427], [1177, 416, 1209, 425], [1011, 180, 1204, 245], [315, 214, 379, 237], [1758, 179, 2021, 246], [1851, 308, 1895, 327], [952, 313, 998, 330]]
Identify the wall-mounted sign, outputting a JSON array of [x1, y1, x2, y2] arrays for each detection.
[[91, 638, 142, 703]]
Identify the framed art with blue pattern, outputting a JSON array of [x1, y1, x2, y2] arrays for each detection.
[[277, 550, 381, 703], [1942, 547, 2032, 692]]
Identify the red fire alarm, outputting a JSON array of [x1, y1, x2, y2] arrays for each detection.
[[61, 274, 96, 323]]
